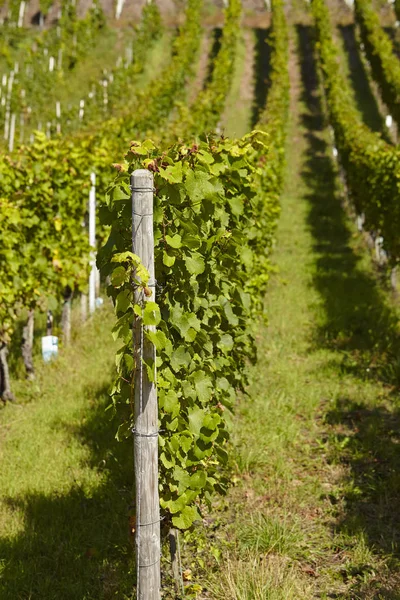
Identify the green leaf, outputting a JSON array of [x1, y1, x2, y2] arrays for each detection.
[[191, 370, 213, 403], [143, 301, 161, 326], [171, 346, 191, 371], [145, 330, 171, 353], [111, 266, 127, 288], [189, 470, 207, 490], [184, 169, 214, 202], [160, 162, 183, 183], [160, 452, 175, 469], [179, 433, 193, 454], [217, 333, 234, 352], [165, 234, 182, 248], [223, 302, 239, 326], [163, 251, 176, 267], [188, 407, 205, 436], [172, 505, 201, 529], [162, 390, 180, 417], [112, 251, 141, 265], [115, 289, 131, 314], [185, 253, 205, 275]]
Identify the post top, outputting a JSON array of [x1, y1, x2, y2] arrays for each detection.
[[131, 169, 153, 183]]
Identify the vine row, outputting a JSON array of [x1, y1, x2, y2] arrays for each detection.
[[98, 0, 289, 530], [312, 0, 400, 262], [355, 0, 400, 128]]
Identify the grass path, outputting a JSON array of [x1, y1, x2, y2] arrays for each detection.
[[0, 307, 136, 599], [207, 19, 400, 599]]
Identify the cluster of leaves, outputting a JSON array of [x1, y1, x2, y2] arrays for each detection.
[[355, 0, 400, 128], [0, 132, 103, 342], [97, 0, 289, 530], [312, 0, 400, 262], [0, 0, 203, 344], [98, 135, 272, 530], [257, 0, 289, 211], [131, 0, 163, 70]]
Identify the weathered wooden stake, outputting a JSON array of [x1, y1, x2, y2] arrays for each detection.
[[132, 169, 161, 599], [21, 309, 35, 379], [169, 529, 183, 595], [46, 310, 53, 336], [0, 343, 15, 402]]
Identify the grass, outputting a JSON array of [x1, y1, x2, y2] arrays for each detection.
[[221, 29, 255, 138], [0, 305, 137, 599], [4, 7, 400, 600], [201, 15, 400, 600]]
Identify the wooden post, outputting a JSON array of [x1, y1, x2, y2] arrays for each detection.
[[21, 309, 35, 379], [46, 310, 53, 336], [131, 169, 161, 599], [0, 343, 15, 403], [61, 287, 72, 345], [169, 529, 183, 595]]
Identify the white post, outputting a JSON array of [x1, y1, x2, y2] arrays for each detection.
[[79, 99, 85, 120], [131, 170, 160, 600], [8, 113, 16, 152], [103, 80, 108, 107], [18, 0, 25, 27], [4, 108, 10, 142], [115, 0, 125, 20], [56, 101, 61, 134], [4, 71, 14, 141], [89, 172, 96, 315]]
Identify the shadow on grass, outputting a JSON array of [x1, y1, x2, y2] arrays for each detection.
[[204, 27, 222, 85], [0, 382, 135, 600], [326, 399, 400, 552], [251, 28, 272, 127], [296, 23, 400, 389], [338, 24, 388, 138], [296, 23, 400, 592]]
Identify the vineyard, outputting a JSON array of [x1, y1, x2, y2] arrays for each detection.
[[2, 0, 400, 597]]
